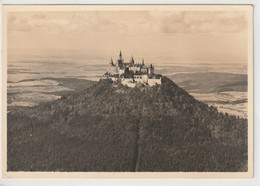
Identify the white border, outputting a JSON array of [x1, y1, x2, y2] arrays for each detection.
[[0, 0, 259, 186]]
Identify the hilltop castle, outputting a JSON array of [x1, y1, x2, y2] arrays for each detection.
[[103, 51, 162, 87]]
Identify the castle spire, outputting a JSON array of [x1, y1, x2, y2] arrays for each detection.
[[110, 57, 114, 65], [131, 56, 134, 64], [119, 50, 122, 60], [142, 59, 144, 65]]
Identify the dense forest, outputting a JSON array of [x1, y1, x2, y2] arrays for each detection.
[[7, 77, 248, 172]]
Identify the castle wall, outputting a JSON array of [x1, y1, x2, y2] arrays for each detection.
[[121, 78, 136, 88], [141, 68, 148, 73], [111, 77, 118, 82], [121, 78, 133, 83], [129, 66, 140, 73], [148, 78, 161, 86], [134, 75, 148, 84], [118, 68, 125, 75]]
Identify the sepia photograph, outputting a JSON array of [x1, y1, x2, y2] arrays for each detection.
[[1, 5, 253, 178]]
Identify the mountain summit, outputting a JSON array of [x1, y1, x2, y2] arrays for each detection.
[[7, 76, 247, 171]]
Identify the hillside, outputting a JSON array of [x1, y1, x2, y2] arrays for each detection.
[[7, 77, 248, 172]]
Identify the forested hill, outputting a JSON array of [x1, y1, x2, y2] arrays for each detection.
[[7, 76, 248, 172]]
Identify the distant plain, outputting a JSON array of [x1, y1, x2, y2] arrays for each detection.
[[7, 54, 248, 118]]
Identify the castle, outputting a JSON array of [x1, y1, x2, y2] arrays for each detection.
[[103, 51, 162, 87]]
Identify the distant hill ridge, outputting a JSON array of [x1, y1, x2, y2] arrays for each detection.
[[7, 76, 247, 172]]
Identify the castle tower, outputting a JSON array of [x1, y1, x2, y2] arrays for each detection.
[[131, 56, 135, 64], [142, 59, 144, 65], [110, 58, 114, 66], [119, 51, 123, 60], [148, 64, 154, 75], [117, 50, 124, 67]]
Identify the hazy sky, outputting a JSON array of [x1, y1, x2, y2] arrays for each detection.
[[7, 10, 249, 64]]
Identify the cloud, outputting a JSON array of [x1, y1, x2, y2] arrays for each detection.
[[8, 13, 73, 33], [7, 11, 248, 35], [32, 14, 46, 19], [161, 11, 247, 34], [8, 15, 31, 31]]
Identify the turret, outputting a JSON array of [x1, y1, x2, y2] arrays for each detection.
[[142, 59, 144, 65], [110, 58, 114, 66], [131, 56, 135, 64], [119, 51, 122, 60], [117, 50, 124, 66], [148, 64, 154, 75]]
